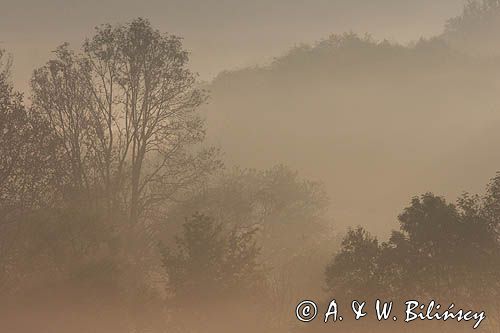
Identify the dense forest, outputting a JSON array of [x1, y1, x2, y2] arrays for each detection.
[[1, 1, 500, 332]]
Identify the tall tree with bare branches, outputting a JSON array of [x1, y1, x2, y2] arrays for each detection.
[[31, 19, 220, 222]]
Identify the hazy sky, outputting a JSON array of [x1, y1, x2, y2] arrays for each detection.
[[1, 0, 465, 90]]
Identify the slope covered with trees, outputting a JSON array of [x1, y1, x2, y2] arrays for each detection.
[[204, 0, 500, 233]]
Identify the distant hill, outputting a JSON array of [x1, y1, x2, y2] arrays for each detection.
[[202, 3, 500, 234], [443, 0, 500, 56]]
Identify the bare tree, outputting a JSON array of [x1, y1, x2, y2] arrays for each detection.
[[31, 45, 95, 198], [31, 18, 220, 222]]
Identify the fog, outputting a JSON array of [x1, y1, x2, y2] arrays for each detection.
[[1, 0, 478, 233], [2, 1, 500, 332], [204, 32, 500, 234]]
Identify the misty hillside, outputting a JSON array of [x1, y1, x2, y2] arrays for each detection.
[[203, 4, 500, 233], [444, 0, 500, 56]]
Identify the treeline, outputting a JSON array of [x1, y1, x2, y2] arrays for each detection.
[[294, 174, 500, 333], [323, 180, 500, 331]]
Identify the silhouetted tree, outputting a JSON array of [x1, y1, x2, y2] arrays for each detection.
[[32, 18, 220, 222], [159, 213, 270, 333], [30, 45, 95, 199], [326, 188, 500, 303], [325, 227, 380, 299], [160, 213, 263, 302]]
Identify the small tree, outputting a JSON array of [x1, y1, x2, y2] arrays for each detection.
[[160, 213, 263, 303], [325, 227, 380, 299]]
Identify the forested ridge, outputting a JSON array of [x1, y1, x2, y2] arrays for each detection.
[[204, 0, 500, 233]]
